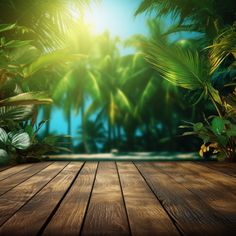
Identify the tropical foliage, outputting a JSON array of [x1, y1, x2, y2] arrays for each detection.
[[136, 0, 236, 160], [0, 0, 235, 163]]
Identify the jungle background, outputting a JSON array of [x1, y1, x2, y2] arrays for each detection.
[[0, 0, 235, 162]]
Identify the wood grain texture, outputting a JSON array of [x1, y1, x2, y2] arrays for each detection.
[[0, 161, 235, 236], [0, 162, 52, 196], [81, 162, 130, 236], [197, 162, 236, 178], [135, 162, 235, 236], [0, 162, 83, 236], [117, 162, 179, 236], [180, 162, 236, 194], [0, 165, 15, 172], [0, 162, 68, 226], [0, 164, 32, 181], [155, 162, 236, 225], [43, 162, 98, 236]]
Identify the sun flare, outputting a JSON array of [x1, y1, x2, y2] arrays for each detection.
[[71, 4, 122, 34], [70, 3, 120, 35]]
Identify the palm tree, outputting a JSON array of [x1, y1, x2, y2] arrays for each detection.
[[86, 32, 133, 151], [135, 0, 236, 40], [0, 0, 92, 50], [77, 118, 106, 153]]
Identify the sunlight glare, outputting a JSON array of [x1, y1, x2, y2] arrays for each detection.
[[84, 4, 117, 35], [70, 3, 120, 35]]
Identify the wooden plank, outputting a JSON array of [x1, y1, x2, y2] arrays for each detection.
[[0, 162, 83, 236], [117, 162, 179, 236], [43, 162, 98, 236], [0, 162, 52, 196], [0, 162, 68, 226], [135, 162, 235, 235], [0, 164, 33, 181], [0, 165, 15, 172], [81, 162, 130, 236], [197, 162, 236, 178], [180, 162, 236, 194], [155, 162, 236, 225]]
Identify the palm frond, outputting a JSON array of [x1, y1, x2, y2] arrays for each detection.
[[135, 77, 157, 116], [145, 41, 208, 90], [0, 105, 33, 121], [208, 27, 236, 74], [0, 23, 16, 33], [88, 72, 101, 100], [23, 50, 85, 78], [115, 88, 132, 113]]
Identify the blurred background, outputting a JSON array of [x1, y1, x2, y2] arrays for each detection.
[[0, 0, 235, 157]]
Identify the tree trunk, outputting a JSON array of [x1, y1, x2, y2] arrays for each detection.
[[67, 107, 71, 136], [44, 106, 51, 136], [107, 117, 112, 151]]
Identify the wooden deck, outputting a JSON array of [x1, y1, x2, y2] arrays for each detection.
[[0, 161, 235, 235]]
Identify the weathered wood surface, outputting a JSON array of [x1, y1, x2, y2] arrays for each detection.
[[0, 161, 235, 236]]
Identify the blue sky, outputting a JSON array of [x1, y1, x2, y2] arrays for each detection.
[[84, 0, 149, 39]]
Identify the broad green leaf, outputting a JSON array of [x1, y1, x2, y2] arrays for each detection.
[[211, 117, 225, 135], [0, 128, 8, 144], [10, 132, 30, 150], [0, 149, 8, 164], [0, 92, 53, 107], [8, 45, 40, 65]]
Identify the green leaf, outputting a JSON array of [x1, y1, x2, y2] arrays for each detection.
[[199, 133, 210, 144], [136, 77, 156, 115], [4, 40, 32, 49], [25, 125, 34, 138], [10, 132, 30, 150], [193, 122, 204, 132], [226, 124, 236, 137], [182, 131, 196, 136], [0, 92, 53, 107], [0, 24, 15, 33], [211, 117, 225, 135], [207, 83, 222, 105], [0, 106, 32, 121], [145, 41, 208, 90], [109, 93, 116, 125], [216, 135, 228, 146], [0, 128, 8, 144], [88, 72, 101, 100], [23, 50, 85, 78], [0, 149, 8, 164], [115, 88, 132, 112], [208, 27, 236, 74]]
